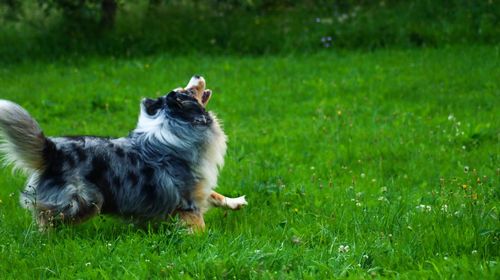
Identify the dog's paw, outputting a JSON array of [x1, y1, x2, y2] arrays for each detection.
[[226, 195, 248, 210]]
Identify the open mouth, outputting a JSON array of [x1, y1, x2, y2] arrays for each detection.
[[177, 75, 212, 107], [201, 90, 211, 104]]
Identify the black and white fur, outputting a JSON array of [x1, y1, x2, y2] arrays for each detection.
[[0, 77, 245, 229]]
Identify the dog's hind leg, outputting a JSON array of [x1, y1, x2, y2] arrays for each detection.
[[34, 184, 103, 230], [178, 210, 205, 233], [208, 191, 247, 210]]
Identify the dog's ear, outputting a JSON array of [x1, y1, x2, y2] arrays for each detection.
[[142, 98, 163, 115]]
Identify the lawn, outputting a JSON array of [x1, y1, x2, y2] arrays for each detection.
[[0, 46, 498, 278]]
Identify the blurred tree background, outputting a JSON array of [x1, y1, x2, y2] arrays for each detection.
[[0, 0, 498, 62]]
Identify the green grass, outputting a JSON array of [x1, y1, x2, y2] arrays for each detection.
[[0, 46, 499, 278], [1, 0, 499, 62]]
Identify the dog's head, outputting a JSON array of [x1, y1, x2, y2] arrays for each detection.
[[139, 75, 213, 126], [173, 75, 212, 107]]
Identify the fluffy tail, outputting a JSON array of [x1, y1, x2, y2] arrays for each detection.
[[0, 100, 47, 172]]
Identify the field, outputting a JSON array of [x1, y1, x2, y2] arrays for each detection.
[[0, 46, 498, 278]]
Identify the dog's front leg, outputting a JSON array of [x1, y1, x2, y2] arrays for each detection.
[[179, 210, 205, 233], [208, 191, 247, 210]]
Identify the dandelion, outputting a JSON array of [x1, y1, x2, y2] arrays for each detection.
[[338, 245, 350, 253]]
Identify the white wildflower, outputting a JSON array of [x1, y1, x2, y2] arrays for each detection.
[[416, 204, 432, 213], [338, 245, 350, 253], [378, 196, 389, 203]]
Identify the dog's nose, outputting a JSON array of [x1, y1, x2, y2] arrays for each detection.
[[185, 75, 205, 92]]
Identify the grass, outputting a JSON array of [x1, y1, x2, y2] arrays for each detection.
[[0, 45, 499, 278], [1, 0, 499, 62]]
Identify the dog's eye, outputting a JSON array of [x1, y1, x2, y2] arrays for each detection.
[[143, 98, 163, 115]]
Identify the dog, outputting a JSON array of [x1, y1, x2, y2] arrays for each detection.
[[0, 75, 247, 231]]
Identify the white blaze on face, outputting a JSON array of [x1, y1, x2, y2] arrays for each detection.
[[180, 75, 212, 107], [185, 76, 206, 92]]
